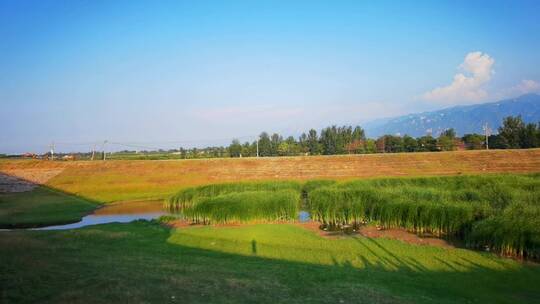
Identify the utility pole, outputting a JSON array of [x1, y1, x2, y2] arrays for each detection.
[[483, 123, 491, 150], [102, 140, 108, 161], [256, 139, 259, 157], [91, 143, 96, 161], [49, 142, 55, 161]]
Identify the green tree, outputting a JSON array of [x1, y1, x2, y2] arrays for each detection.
[[441, 128, 456, 138], [285, 136, 300, 155], [403, 135, 418, 152], [488, 134, 506, 149], [191, 148, 199, 158], [228, 139, 242, 157], [352, 126, 366, 142], [498, 116, 525, 148], [417, 136, 438, 152], [520, 123, 540, 148], [338, 126, 353, 153], [462, 134, 485, 150], [298, 133, 308, 154], [258, 132, 272, 156], [438, 136, 455, 151], [364, 139, 377, 153], [438, 128, 456, 151], [270, 133, 283, 156], [348, 126, 367, 153], [307, 129, 320, 155], [377, 135, 403, 153], [320, 126, 339, 155], [179, 148, 187, 159], [277, 142, 289, 156], [241, 142, 254, 157]]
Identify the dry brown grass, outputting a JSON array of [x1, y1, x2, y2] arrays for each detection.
[[1, 148, 539, 202]]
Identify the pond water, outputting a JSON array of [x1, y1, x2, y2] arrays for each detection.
[[298, 210, 311, 223], [33, 200, 170, 230], [2, 202, 314, 231]]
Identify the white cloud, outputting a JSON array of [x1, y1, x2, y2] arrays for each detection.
[[510, 79, 540, 95], [423, 51, 494, 105], [492, 79, 540, 100]]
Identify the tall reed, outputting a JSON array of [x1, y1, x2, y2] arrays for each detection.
[[181, 190, 300, 224], [166, 181, 301, 210], [308, 174, 540, 258]]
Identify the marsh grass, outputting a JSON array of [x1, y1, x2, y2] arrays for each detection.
[[308, 174, 540, 259], [468, 202, 540, 259], [302, 180, 337, 195], [182, 190, 299, 224], [166, 181, 301, 210]]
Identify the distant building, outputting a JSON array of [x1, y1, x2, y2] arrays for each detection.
[[62, 155, 76, 161]]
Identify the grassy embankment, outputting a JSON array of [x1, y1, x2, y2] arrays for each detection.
[[0, 187, 97, 228], [2, 148, 540, 203], [2, 222, 540, 303]]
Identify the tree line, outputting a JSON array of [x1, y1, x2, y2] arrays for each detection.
[[226, 115, 540, 158], [14, 115, 538, 160], [103, 115, 538, 159]]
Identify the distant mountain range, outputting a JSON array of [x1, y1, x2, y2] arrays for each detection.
[[363, 94, 540, 138]]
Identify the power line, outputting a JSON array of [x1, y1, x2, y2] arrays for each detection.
[[44, 126, 306, 154]]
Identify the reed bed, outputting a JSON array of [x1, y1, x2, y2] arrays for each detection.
[[308, 187, 474, 236], [164, 174, 540, 259], [302, 180, 337, 195], [181, 190, 299, 224], [467, 202, 540, 259], [308, 174, 540, 259], [166, 181, 301, 210]]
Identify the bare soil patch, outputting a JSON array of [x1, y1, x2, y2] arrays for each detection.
[[296, 221, 454, 248], [0, 165, 65, 193], [358, 225, 454, 248], [0, 173, 37, 193]]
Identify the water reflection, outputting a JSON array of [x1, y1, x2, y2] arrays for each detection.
[[34, 200, 169, 230]]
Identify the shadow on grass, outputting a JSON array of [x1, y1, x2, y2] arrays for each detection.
[[0, 172, 104, 229], [158, 224, 540, 303], [4, 221, 538, 303]]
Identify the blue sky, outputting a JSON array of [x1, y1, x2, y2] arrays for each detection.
[[1, 0, 540, 153]]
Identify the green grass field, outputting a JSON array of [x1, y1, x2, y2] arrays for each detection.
[[0, 187, 97, 228], [2, 222, 539, 303]]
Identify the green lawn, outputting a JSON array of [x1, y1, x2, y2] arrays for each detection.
[[1, 222, 539, 303], [0, 187, 97, 228]]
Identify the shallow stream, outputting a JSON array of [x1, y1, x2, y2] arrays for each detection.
[[34, 200, 169, 230], [1, 201, 314, 231]]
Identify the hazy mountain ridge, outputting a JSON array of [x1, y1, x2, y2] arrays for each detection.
[[364, 94, 540, 137]]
